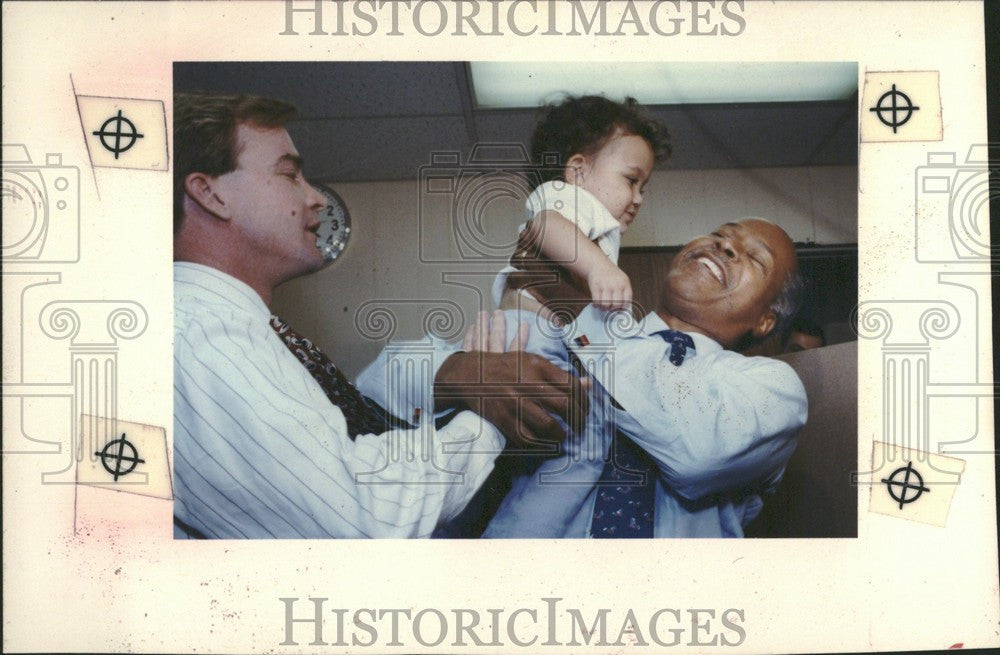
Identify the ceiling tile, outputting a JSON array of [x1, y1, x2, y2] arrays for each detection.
[[175, 61, 465, 118]]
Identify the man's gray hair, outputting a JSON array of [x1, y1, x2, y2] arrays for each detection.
[[770, 269, 805, 337]]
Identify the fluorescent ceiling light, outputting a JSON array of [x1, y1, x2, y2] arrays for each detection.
[[470, 62, 857, 108]]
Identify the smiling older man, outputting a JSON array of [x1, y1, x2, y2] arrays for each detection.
[[361, 218, 808, 538]]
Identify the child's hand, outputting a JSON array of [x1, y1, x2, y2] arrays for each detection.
[[586, 262, 633, 310]]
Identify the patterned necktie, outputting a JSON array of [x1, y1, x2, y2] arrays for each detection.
[[654, 328, 696, 366], [590, 327, 695, 538], [269, 315, 411, 439]]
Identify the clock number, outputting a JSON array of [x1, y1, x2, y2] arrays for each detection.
[[312, 182, 350, 263]]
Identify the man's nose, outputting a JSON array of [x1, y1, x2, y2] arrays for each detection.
[[307, 184, 327, 209], [715, 235, 738, 259]]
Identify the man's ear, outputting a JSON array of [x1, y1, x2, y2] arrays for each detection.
[[183, 172, 232, 220], [563, 153, 588, 185], [752, 310, 778, 340]]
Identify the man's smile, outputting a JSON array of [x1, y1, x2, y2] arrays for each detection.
[[693, 252, 727, 286]]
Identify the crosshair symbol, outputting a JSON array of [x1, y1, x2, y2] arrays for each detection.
[[94, 433, 145, 481], [881, 461, 930, 509], [869, 84, 920, 133], [92, 110, 144, 159]]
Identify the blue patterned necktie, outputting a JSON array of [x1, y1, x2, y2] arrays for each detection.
[[590, 328, 695, 538], [655, 328, 695, 366]]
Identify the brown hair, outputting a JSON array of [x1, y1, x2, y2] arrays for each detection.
[[173, 92, 297, 233], [531, 94, 671, 183]]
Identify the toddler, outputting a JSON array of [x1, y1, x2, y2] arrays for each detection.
[[492, 95, 671, 321], [452, 96, 671, 537]]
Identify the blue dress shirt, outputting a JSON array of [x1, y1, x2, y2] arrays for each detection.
[[357, 305, 808, 538]]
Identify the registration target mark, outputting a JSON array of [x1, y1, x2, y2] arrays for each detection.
[[92, 110, 144, 159], [881, 461, 930, 510], [76, 95, 168, 170], [868, 84, 920, 133], [95, 433, 145, 482]]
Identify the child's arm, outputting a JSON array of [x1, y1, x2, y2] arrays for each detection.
[[522, 210, 632, 310]]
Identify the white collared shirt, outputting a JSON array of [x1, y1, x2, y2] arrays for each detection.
[[173, 262, 504, 538], [491, 181, 622, 307]]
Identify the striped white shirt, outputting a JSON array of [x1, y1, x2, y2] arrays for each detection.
[[173, 262, 503, 538]]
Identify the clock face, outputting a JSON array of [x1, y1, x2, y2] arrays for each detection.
[[312, 183, 351, 264]]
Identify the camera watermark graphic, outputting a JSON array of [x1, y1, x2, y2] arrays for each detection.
[[915, 144, 999, 263], [418, 143, 566, 264], [1, 144, 80, 263]]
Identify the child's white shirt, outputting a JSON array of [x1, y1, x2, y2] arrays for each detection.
[[491, 180, 622, 307]]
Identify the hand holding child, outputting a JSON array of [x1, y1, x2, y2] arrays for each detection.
[[446, 310, 590, 447]]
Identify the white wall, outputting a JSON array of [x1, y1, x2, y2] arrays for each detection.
[[627, 165, 857, 246], [272, 165, 857, 377]]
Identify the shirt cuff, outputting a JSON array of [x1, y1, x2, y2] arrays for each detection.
[[356, 336, 461, 426]]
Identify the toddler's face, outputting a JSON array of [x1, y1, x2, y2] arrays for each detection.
[[571, 133, 655, 234]]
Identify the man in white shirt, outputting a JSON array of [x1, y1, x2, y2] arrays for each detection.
[[172, 92, 585, 538]]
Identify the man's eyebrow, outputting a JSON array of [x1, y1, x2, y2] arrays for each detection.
[[756, 238, 775, 260], [275, 153, 304, 170]]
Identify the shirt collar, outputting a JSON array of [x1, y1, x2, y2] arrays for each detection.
[[640, 311, 723, 355], [174, 262, 271, 320]]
